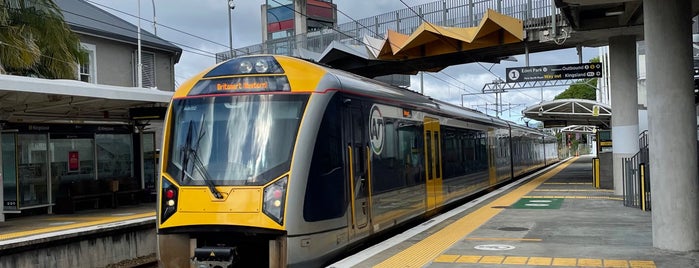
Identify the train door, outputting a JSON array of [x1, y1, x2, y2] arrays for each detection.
[[423, 117, 443, 211], [342, 99, 370, 232]]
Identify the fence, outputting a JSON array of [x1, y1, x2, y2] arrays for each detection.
[[622, 130, 650, 211], [218, 0, 567, 61]]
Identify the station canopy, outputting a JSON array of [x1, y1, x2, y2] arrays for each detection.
[[315, 9, 524, 78], [522, 99, 611, 128], [0, 74, 173, 123]]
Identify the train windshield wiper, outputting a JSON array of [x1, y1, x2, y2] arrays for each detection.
[[181, 119, 223, 199]]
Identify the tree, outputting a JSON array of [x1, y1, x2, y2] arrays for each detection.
[[0, 0, 86, 79], [554, 57, 600, 100]]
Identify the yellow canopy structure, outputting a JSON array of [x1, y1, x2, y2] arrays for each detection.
[[377, 9, 523, 60]]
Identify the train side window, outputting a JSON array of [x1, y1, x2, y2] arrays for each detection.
[[433, 131, 441, 179], [398, 122, 424, 186], [304, 96, 346, 222]]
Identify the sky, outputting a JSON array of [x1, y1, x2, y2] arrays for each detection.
[[86, 0, 600, 124]]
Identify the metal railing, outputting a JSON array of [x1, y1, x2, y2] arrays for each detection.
[[218, 0, 567, 61], [622, 130, 650, 211]]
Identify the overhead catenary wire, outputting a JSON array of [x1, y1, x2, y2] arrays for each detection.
[[84, 0, 249, 56], [0, 1, 223, 62], [396, 0, 542, 103], [267, 0, 495, 105]]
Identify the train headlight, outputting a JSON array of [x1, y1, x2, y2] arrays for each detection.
[[160, 179, 178, 224], [263, 176, 287, 225], [254, 59, 269, 73], [239, 61, 253, 73], [203, 56, 284, 77]]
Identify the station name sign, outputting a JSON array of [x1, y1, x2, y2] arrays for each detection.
[[505, 63, 603, 83]]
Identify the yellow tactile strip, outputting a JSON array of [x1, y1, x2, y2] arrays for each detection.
[[0, 212, 155, 241], [523, 195, 624, 201], [373, 158, 575, 268], [434, 254, 657, 268], [532, 189, 614, 192]]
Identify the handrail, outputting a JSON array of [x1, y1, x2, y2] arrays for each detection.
[[219, 0, 567, 60]]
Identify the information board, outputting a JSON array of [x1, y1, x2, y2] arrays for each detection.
[[506, 63, 603, 83]]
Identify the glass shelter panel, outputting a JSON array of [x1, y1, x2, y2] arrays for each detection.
[[17, 134, 49, 208], [143, 132, 157, 191], [2, 133, 18, 211], [96, 134, 134, 180], [50, 136, 95, 203]]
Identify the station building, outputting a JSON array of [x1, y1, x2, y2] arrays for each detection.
[[0, 0, 181, 220]]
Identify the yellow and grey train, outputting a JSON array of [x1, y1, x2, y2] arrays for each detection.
[[156, 55, 558, 268]]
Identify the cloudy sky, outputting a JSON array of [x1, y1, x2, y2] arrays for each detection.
[[86, 0, 599, 124]]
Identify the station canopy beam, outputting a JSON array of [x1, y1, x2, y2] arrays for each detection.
[[482, 79, 595, 93], [560, 125, 597, 133]]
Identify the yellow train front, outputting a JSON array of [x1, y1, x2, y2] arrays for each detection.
[[157, 55, 557, 267]]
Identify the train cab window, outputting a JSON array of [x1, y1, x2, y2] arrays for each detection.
[[166, 94, 308, 186], [304, 96, 346, 222]]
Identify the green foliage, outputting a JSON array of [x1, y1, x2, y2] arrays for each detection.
[[554, 78, 597, 100], [0, 0, 87, 78], [554, 57, 601, 100]]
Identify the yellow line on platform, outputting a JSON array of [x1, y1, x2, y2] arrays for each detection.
[[434, 255, 656, 267], [523, 195, 624, 201], [373, 159, 576, 268], [543, 182, 591, 185], [465, 237, 542, 242], [533, 189, 614, 192], [0, 212, 155, 241]]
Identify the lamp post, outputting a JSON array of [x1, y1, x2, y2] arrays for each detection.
[[227, 0, 236, 60]]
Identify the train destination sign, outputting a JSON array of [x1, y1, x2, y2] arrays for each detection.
[[505, 63, 603, 83]]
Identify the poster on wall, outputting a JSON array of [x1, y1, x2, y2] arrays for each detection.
[[69, 151, 80, 172]]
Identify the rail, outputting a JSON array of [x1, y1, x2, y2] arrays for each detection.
[[622, 130, 650, 211], [218, 0, 567, 61]]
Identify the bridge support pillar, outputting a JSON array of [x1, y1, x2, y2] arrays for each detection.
[[609, 35, 639, 196], [644, 0, 699, 251]]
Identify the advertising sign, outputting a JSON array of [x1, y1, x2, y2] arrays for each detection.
[[69, 151, 80, 172]]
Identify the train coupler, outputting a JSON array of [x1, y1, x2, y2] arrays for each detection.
[[192, 246, 238, 268]]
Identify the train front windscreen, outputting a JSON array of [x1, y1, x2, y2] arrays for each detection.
[[166, 94, 309, 187]]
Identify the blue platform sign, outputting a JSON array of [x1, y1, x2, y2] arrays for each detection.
[[506, 63, 603, 83]]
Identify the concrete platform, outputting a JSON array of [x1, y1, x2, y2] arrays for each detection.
[[330, 156, 699, 268], [0, 204, 156, 267]]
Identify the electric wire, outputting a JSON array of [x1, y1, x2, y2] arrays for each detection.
[[396, 0, 542, 103], [268, 0, 494, 105], [84, 0, 248, 55]]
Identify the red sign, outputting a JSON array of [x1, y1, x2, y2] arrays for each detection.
[[69, 151, 80, 171]]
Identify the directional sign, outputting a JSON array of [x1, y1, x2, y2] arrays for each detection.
[[506, 63, 603, 83]]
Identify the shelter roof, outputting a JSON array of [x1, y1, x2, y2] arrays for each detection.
[[0, 74, 172, 123], [522, 99, 611, 128]]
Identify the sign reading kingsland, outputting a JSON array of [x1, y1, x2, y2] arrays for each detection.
[[505, 63, 603, 83]]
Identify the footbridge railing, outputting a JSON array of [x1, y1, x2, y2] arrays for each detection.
[[218, 0, 568, 61]]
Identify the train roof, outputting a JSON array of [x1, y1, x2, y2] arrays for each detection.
[[175, 55, 549, 135]]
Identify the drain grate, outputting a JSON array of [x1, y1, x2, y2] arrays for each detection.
[[497, 227, 529, 232]]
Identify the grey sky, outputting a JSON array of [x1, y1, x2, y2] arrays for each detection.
[[86, 0, 599, 124]]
